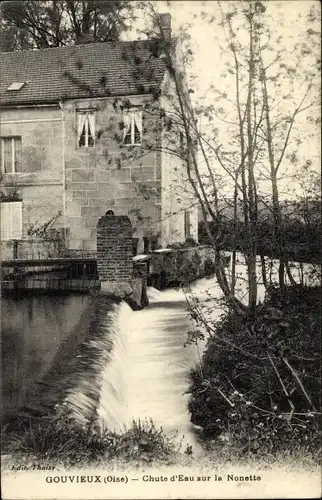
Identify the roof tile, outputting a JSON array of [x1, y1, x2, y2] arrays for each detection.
[[0, 40, 167, 105]]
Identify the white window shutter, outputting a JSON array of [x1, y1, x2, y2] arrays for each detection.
[[0, 202, 22, 240], [11, 201, 23, 239], [1, 203, 11, 240]]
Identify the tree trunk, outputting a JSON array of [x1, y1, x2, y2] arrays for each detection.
[[246, 4, 257, 315]]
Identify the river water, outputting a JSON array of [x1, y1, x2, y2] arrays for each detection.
[[1, 294, 91, 425]]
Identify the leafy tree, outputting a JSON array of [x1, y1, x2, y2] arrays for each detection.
[[0, 0, 135, 51]]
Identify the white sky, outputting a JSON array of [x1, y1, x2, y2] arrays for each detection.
[[128, 1, 321, 200]]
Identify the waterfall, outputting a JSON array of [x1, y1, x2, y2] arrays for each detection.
[[62, 297, 133, 433], [95, 301, 132, 432], [61, 286, 204, 452]]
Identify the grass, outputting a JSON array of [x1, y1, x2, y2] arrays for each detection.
[[2, 414, 180, 469]]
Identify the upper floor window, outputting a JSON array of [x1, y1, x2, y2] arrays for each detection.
[[123, 109, 142, 145], [77, 110, 95, 148], [0, 201, 23, 240], [1, 136, 22, 174]]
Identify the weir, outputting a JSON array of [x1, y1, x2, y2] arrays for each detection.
[[2, 213, 205, 453]]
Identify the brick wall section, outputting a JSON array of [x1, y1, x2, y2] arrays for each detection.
[[96, 214, 133, 282]]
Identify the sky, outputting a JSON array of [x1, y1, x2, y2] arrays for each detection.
[[127, 1, 321, 200]]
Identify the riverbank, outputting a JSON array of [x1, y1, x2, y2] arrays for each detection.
[[188, 284, 321, 464]]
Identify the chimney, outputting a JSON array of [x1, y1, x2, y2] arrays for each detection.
[[159, 13, 171, 41]]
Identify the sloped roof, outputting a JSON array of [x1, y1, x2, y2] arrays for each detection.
[[0, 40, 168, 106]]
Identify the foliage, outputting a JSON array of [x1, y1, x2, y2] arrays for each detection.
[[176, 249, 202, 286], [27, 211, 62, 238], [199, 198, 322, 263], [0, 188, 22, 202], [167, 237, 199, 249], [188, 285, 321, 460], [4, 412, 178, 468], [26, 211, 67, 256], [0, 0, 136, 51]]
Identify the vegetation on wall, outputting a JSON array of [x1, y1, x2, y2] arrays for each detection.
[[0, 188, 22, 202], [26, 210, 67, 256]]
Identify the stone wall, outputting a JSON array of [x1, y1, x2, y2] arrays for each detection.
[[160, 66, 199, 246], [1, 92, 199, 255], [63, 95, 162, 252], [149, 245, 222, 289], [0, 107, 64, 238]]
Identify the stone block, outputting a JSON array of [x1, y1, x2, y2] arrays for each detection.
[[85, 216, 100, 228], [72, 190, 87, 200], [96, 171, 111, 183], [81, 206, 102, 218], [72, 170, 95, 182], [65, 158, 85, 169], [83, 239, 97, 251], [88, 198, 109, 207], [114, 182, 137, 199], [66, 201, 82, 217], [86, 190, 102, 199], [68, 227, 92, 240], [68, 239, 83, 250], [111, 168, 131, 182], [100, 282, 133, 298], [131, 166, 155, 182]]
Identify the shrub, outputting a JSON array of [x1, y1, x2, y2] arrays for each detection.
[[188, 285, 321, 461], [176, 250, 202, 285]]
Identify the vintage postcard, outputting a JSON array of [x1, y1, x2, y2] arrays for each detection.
[[1, 1, 321, 499]]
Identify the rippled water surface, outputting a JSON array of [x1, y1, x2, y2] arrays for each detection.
[[1, 294, 91, 423]]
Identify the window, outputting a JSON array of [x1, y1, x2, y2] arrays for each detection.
[[7, 82, 26, 91], [0, 201, 23, 240], [1, 137, 22, 174], [123, 109, 142, 145], [77, 110, 95, 148]]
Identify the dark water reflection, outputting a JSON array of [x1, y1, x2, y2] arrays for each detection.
[[1, 293, 91, 424]]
